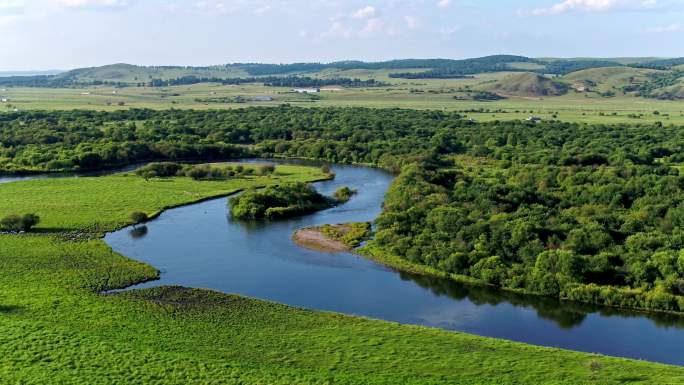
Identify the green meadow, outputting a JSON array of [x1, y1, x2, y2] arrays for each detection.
[[3, 69, 683, 125], [1, 164, 684, 384]]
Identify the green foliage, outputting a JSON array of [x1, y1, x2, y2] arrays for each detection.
[[230, 182, 334, 220], [0, 213, 40, 232], [135, 162, 184, 179], [318, 222, 372, 248], [129, 211, 148, 225], [334, 186, 357, 202], [374, 155, 684, 312]]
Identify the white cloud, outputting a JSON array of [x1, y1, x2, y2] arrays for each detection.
[[646, 22, 683, 33], [0, 1, 27, 27], [525, 0, 658, 16], [352, 5, 376, 19], [439, 25, 461, 35], [254, 4, 271, 15], [56, 0, 131, 8], [193, 0, 240, 15], [0, 0, 24, 12], [320, 20, 353, 39], [360, 17, 383, 34], [437, 0, 452, 8], [404, 15, 418, 29]]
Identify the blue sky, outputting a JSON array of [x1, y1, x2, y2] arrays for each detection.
[[0, 0, 683, 70]]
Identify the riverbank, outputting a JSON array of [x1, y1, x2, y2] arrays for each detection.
[[292, 222, 371, 252], [2, 163, 684, 383]]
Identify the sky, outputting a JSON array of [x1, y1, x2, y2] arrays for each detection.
[[0, 0, 683, 70]]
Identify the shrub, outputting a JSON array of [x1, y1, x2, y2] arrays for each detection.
[[186, 165, 210, 180], [0, 213, 40, 232], [130, 211, 148, 225], [333, 186, 357, 202], [135, 162, 184, 179], [257, 164, 276, 175]]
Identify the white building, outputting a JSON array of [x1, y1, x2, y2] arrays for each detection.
[[293, 88, 319, 94]]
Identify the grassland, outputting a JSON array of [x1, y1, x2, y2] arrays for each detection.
[[2, 68, 683, 125], [0, 163, 325, 233], [1, 164, 684, 383]]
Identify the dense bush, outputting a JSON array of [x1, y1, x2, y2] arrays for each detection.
[[333, 186, 357, 202], [230, 182, 334, 220], [135, 162, 185, 179], [130, 211, 148, 225], [373, 153, 684, 312], [1, 213, 40, 232]]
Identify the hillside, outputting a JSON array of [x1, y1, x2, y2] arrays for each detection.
[[483, 72, 568, 97], [563, 66, 661, 92], [648, 79, 684, 100], [54, 63, 248, 84]]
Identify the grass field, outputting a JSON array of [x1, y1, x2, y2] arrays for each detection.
[[0, 163, 326, 233], [2, 164, 684, 383], [2, 69, 683, 125]]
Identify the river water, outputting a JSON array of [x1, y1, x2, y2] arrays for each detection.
[[95, 161, 684, 366]]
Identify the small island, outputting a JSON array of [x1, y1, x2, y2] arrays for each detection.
[[230, 183, 358, 220], [230, 182, 335, 219], [293, 222, 371, 252]]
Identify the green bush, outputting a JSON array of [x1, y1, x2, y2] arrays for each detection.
[[230, 182, 334, 220], [130, 211, 148, 225], [333, 186, 357, 202], [0, 213, 40, 232]]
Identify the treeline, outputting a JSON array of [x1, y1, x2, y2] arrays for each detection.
[[234, 56, 539, 77], [542, 60, 622, 75], [634, 58, 684, 70], [0, 107, 460, 173], [1, 107, 682, 175], [148, 75, 386, 88], [387, 55, 540, 79]]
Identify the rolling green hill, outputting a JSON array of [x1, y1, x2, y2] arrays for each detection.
[[54, 63, 248, 84], [483, 72, 568, 97], [648, 79, 684, 99], [563, 66, 661, 92]]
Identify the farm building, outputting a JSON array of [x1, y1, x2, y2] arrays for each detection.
[[253, 96, 273, 101], [293, 88, 319, 93]]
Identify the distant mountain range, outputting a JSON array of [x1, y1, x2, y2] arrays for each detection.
[[0, 70, 63, 77], [1, 55, 682, 99]]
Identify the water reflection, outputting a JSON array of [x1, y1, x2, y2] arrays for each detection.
[[129, 226, 148, 239]]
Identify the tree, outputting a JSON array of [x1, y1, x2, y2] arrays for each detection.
[[257, 164, 276, 175], [531, 250, 583, 295], [130, 211, 148, 226]]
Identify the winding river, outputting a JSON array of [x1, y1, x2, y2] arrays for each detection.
[[7, 160, 684, 365]]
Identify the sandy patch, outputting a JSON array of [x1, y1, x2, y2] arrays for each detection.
[[292, 228, 350, 252]]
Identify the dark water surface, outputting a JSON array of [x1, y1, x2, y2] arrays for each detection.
[[96, 161, 684, 366]]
